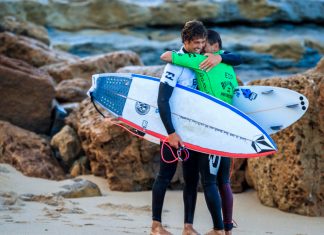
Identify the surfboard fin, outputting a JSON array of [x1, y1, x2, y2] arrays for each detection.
[[261, 89, 274, 94], [286, 104, 299, 108], [270, 125, 283, 131]]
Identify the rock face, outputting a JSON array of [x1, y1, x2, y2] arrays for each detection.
[[1, 0, 323, 30], [0, 16, 50, 45], [66, 99, 161, 191], [0, 55, 55, 134], [0, 32, 76, 67], [0, 121, 65, 180], [44, 51, 143, 83], [246, 66, 324, 216]]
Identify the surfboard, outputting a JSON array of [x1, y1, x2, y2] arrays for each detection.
[[88, 73, 277, 158], [232, 86, 309, 135]]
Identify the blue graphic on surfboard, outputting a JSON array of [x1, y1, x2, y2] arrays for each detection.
[[88, 73, 277, 158]]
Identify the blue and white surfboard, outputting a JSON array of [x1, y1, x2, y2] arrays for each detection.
[[88, 73, 277, 158]]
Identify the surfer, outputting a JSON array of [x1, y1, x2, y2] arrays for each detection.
[[151, 20, 208, 235], [160, 29, 242, 235]]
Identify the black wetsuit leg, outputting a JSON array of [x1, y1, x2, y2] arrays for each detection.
[[217, 157, 233, 231], [182, 150, 200, 224], [199, 154, 224, 230], [152, 143, 178, 222]]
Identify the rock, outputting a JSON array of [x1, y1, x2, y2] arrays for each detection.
[[0, 32, 77, 67], [0, 16, 50, 45], [51, 125, 82, 166], [55, 78, 92, 103], [57, 178, 101, 198], [117, 65, 165, 78], [70, 156, 90, 177], [0, 55, 55, 134], [314, 57, 324, 73], [251, 40, 304, 61], [65, 99, 161, 191], [1, 0, 323, 30], [43, 50, 143, 83], [246, 64, 324, 216], [0, 121, 65, 180], [230, 158, 247, 193]]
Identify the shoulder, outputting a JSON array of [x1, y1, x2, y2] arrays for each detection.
[[160, 63, 185, 87]]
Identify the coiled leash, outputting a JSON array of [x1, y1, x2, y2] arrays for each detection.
[[160, 138, 190, 164]]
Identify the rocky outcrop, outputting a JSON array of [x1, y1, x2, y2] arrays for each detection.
[[43, 51, 143, 83], [0, 121, 65, 180], [0, 32, 77, 67], [246, 63, 324, 216], [1, 0, 323, 30], [55, 78, 92, 103], [65, 98, 162, 191], [0, 55, 55, 134], [0, 16, 49, 45]]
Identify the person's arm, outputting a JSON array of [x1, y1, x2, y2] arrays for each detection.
[[220, 51, 242, 66], [158, 64, 184, 148], [200, 51, 242, 71], [161, 51, 206, 70]]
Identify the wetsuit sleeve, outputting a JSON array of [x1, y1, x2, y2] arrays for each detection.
[[158, 63, 185, 134], [157, 82, 175, 134], [172, 52, 205, 70], [220, 51, 242, 66]]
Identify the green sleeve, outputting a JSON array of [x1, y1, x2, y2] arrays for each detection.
[[172, 52, 207, 70]]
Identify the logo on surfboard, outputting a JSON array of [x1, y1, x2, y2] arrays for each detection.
[[234, 88, 258, 101], [135, 102, 150, 115]]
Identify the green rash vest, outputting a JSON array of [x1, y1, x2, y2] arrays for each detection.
[[171, 51, 238, 104]]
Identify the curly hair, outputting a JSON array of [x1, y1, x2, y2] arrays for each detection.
[[181, 20, 207, 43]]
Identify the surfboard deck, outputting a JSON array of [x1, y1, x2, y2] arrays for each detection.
[[88, 73, 277, 158], [232, 86, 309, 135]]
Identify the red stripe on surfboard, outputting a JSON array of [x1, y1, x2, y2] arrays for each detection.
[[118, 117, 276, 158]]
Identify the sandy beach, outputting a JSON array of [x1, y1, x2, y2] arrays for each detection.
[[0, 164, 323, 235]]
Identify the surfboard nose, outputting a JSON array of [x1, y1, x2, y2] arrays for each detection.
[[88, 74, 133, 116]]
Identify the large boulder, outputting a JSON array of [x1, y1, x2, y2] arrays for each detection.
[[246, 63, 324, 216], [0, 55, 54, 134], [43, 51, 143, 83], [0, 121, 65, 180]]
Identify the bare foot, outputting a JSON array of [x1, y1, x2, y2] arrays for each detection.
[[182, 223, 201, 235], [150, 221, 172, 235], [205, 229, 225, 235]]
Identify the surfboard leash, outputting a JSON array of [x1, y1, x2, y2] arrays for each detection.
[[90, 94, 190, 163], [160, 138, 190, 163]]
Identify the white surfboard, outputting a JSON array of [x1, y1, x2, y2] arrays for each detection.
[[88, 73, 277, 158], [232, 86, 308, 135]]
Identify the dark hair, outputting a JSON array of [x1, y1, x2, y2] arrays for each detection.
[[207, 29, 222, 49], [181, 20, 207, 43]]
